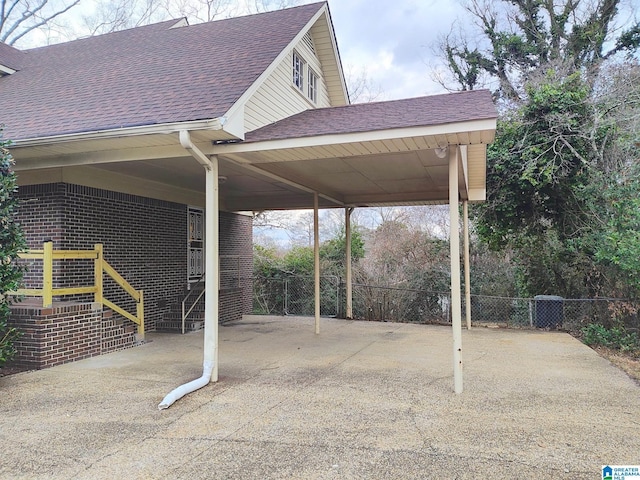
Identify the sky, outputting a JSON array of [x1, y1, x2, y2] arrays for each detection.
[[18, 0, 462, 101], [328, 0, 461, 100]]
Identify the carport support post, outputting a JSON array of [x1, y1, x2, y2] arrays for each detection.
[[345, 207, 353, 319], [463, 200, 471, 330], [205, 155, 220, 381], [314, 192, 320, 334], [449, 147, 463, 394]]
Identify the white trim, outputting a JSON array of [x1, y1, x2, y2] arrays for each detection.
[[307, 67, 318, 104], [13, 143, 192, 170], [12, 117, 225, 148], [292, 49, 305, 91], [321, 4, 349, 105], [213, 119, 497, 156], [0, 64, 16, 75]]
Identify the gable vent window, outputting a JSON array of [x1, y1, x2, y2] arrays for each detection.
[[302, 32, 316, 55], [292, 51, 304, 91], [308, 68, 318, 104]]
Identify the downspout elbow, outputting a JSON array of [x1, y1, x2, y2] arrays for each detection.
[[179, 130, 211, 168], [158, 360, 214, 410]]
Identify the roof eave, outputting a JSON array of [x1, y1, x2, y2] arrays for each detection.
[[213, 117, 498, 156], [11, 117, 227, 148]]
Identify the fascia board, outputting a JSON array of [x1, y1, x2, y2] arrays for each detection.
[[212, 118, 497, 156], [12, 118, 225, 148], [319, 3, 349, 104]]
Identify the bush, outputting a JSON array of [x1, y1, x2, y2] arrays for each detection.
[[581, 323, 640, 353], [1, 130, 25, 368]]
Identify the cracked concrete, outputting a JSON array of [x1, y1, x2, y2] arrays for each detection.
[[1, 315, 638, 479]]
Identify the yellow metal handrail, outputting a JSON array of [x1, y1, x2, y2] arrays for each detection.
[[12, 242, 144, 338]]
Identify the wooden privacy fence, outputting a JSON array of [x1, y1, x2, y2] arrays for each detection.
[[12, 242, 144, 338]]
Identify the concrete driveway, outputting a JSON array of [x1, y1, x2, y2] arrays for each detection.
[[1, 316, 638, 479]]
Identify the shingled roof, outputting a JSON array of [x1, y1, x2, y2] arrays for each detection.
[[0, 2, 326, 141], [0, 42, 26, 70], [244, 89, 497, 143]]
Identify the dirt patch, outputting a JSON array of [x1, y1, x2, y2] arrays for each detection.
[[0, 365, 31, 377], [594, 346, 640, 385]]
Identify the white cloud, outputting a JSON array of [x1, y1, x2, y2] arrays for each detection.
[[330, 0, 462, 100]]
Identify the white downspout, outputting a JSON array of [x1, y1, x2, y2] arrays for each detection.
[[158, 132, 219, 410]]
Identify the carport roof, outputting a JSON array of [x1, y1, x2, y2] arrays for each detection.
[[213, 90, 497, 210], [244, 90, 497, 142], [13, 90, 498, 211]]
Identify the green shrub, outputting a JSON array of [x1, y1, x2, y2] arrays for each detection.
[[581, 323, 640, 353], [1, 130, 25, 368]]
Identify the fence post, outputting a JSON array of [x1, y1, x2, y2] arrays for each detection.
[[137, 290, 145, 340], [284, 278, 288, 315], [94, 244, 103, 304], [43, 241, 53, 308]]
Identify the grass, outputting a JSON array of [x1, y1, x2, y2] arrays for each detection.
[[593, 346, 640, 384]]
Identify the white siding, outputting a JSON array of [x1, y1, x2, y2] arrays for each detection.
[[245, 34, 331, 132]]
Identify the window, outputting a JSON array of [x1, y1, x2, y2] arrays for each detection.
[[292, 51, 304, 91], [307, 68, 318, 103]]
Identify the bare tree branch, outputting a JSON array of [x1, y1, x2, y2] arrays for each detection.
[[1, 0, 80, 46]]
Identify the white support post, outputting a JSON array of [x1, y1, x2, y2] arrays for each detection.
[[463, 200, 471, 330], [314, 192, 320, 334], [205, 155, 220, 381], [449, 147, 463, 394], [345, 207, 353, 319]]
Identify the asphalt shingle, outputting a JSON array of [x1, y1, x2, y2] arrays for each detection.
[[244, 90, 497, 143], [0, 2, 326, 141]]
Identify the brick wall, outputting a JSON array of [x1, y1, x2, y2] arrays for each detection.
[[16, 183, 254, 333], [219, 288, 243, 323], [15, 184, 65, 288], [219, 211, 254, 315], [8, 301, 137, 370], [17, 183, 186, 332]]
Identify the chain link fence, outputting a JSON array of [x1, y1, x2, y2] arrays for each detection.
[[252, 277, 639, 333], [468, 296, 639, 332], [252, 275, 339, 317]]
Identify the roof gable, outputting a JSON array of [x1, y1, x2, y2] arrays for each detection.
[[0, 2, 327, 141]]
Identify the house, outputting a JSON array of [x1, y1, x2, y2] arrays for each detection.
[[0, 2, 497, 399]]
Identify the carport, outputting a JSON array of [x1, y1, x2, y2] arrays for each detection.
[[161, 90, 498, 407]]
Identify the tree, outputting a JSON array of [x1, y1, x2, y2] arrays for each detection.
[[438, 0, 640, 299], [588, 63, 640, 298], [320, 228, 364, 268], [80, 0, 305, 36], [1, 130, 25, 367], [344, 65, 384, 103], [439, 0, 640, 101], [0, 0, 80, 46]]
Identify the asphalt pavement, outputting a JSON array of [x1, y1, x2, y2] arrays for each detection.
[[1, 315, 638, 479]]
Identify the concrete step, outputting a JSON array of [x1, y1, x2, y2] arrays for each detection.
[[156, 319, 203, 332]]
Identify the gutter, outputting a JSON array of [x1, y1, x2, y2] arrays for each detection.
[[158, 130, 220, 410], [12, 117, 227, 148]]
